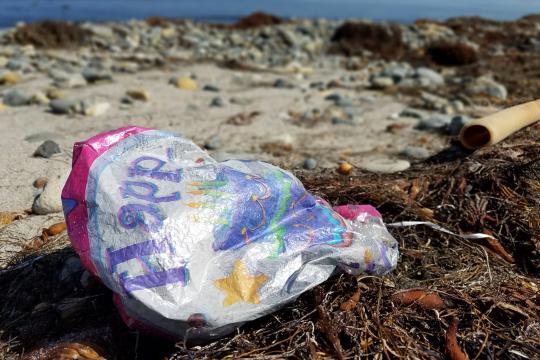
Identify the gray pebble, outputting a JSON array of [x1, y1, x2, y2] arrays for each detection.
[[82, 67, 113, 83], [210, 96, 225, 107], [416, 114, 452, 131], [204, 136, 221, 150], [2, 88, 32, 106], [401, 146, 430, 160], [303, 158, 317, 170], [33, 140, 61, 158], [203, 84, 220, 92], [49, 99, 78, 115]]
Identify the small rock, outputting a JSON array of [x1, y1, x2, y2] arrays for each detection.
[[49, 99, 78, 115], [337, 162, 353, 175], [400, 108, 426, 120], [325, 93, 342, 102], [303, 158, 317, 170], [401, 146, 430, 160], [33, 176, 48, 189], [273, 78, 292, 89], [229, 97, 251, 105], [210, 96, 225, 107], [172, 76, 198, 90], [415, 67, 445, 86], [32, 172, 68, 214], [51, 70, 87, 88], [30, 91, 49, 105], [33, 140, 61, 158], [203, 84, 220, 92], [468, 77, 507, 99], [126, 89, 150, 101], [447, 115, 472, 135], [81, 67, 113, 83], [416, 114, 452, 131], [204, 136, 221, 150], [2, 88, 31, 106], [371, 76, 394, 89], [121, 96, 134, 105], [0, 71, 21, 85], [81, 98, 111, 116], [331, 117, 354, 125], [46, 88, 68, 100], [360, 158, 410, 173]]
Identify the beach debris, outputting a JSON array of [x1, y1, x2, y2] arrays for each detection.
[[44, 222, 67, 237], [427, 42, 478, 66], [0, 212, 21, 228], [226, 111, 260, 125], [33, 140, 61, 158], [391, 289, 445, 310], [445, 318, 469, 360], [231, 12, 283, 29], [22, 341, 106, 360], [13, 20, 89, 48], [460, 98, 540, 149], [329, 22, 403, 58], [340, 288, 362, 311], [61, 126, 398, 341]]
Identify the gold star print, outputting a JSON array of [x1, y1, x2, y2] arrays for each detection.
[[214, 260, 268, 306]]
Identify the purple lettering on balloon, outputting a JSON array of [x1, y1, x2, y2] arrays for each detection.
[[107, 239, 176, 272], [121, 181, 181, 203], [128, 156, 183, 183], [119, 267, 189, 293], [118, 203, 164, 232]]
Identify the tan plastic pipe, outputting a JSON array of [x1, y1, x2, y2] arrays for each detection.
[[460, 99, 540, 150]]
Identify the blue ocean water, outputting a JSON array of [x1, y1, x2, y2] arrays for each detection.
[[1, 0, 540, 28]]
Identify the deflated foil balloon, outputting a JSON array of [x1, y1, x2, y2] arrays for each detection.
[[62, 126, 399, 341]]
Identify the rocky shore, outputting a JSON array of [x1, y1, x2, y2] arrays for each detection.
[[1, 12, 540, 359]]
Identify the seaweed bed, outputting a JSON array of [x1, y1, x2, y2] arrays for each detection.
[[0, 121, 539, 359]]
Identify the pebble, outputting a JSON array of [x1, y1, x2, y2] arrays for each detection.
[[468, 77, 507, 99], [81, 98, 111, 116], [447, 115, 472, 135], [331, 117, 354, 125], [415, 67, 445, 86], [273, 78, 293, 89], [400, 108, 427, 120], [325, 93, 342, 102], [30, 91, 49, 105], [49, 99, 78, 114], [203, 84, 220, 92], [2, 88, 32, 106], [210, 96, 225, 107], [49, 69, 87, 88], [33, 176, 48, 189], [371, 76, 394, 89], [32, 171, 68, 214], [360, 158, 411, 173], [401, 146, 430, 160], [0, 71, 21, 85], [303, 158, 317, 170], [416, 114, 452, 131], [126, 89, 150, 101], [337, 161, 353, 175], [172, 76, 198, 90], [204, 136, 221, 150], [33, 140, 61, 158], [46, 88, 68, 100], [81, 67, 113, 83]]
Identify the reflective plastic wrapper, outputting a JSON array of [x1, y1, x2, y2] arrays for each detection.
[[62, 126, 399, 341]]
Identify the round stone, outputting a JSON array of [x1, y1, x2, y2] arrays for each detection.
[[360, 158, 410, 173]]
